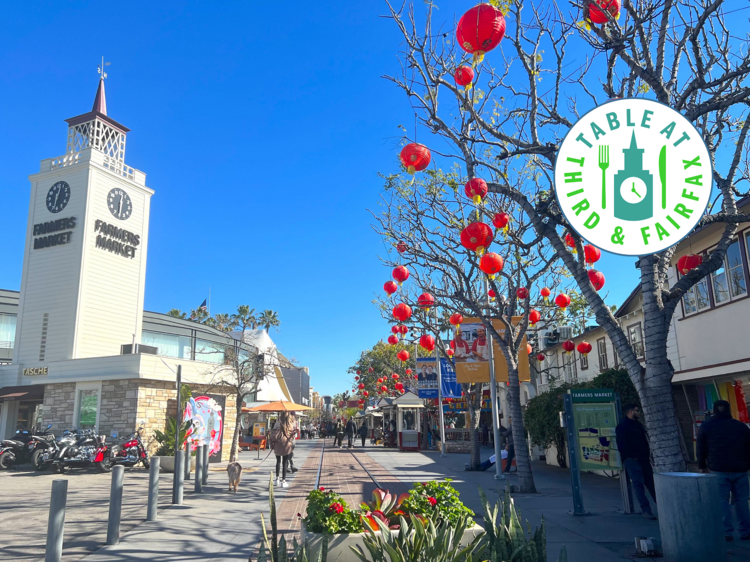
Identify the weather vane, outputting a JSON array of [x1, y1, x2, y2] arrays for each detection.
[[98, 56, 110, 80]]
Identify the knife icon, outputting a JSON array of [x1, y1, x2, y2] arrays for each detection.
[[659, 146, 667, 210]]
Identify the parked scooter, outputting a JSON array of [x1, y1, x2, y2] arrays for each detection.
[[0, 425, 53, 469], [50, 429, 102, 473], [94, 426, 150, 472]]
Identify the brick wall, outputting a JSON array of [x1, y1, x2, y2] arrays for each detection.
[[43, 383, 76, 431], [100, 379, 140, 439]]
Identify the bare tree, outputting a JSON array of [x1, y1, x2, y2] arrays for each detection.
[[384, 0, 750, 472]]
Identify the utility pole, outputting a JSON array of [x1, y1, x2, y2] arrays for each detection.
[[483, 276, 505, 481]]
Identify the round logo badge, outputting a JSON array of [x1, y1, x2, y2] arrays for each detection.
[[554, 98, 711, 256]]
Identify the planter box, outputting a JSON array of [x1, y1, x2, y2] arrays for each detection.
[[301, 522, 484, 562], [156, 456, 197, 473]]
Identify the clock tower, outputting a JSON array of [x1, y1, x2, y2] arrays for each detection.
[[13, 76, 153, 367], [613, 132, 654, 221]]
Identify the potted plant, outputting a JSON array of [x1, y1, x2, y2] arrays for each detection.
[[152, 418, 196, 473]]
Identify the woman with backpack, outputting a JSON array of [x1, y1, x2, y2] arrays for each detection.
[[270, 412, 296, 488]]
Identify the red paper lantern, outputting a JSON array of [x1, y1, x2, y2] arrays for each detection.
[[368, 367, 373, 373], [405, 368, 412, 375], [419, 334, 436, 351], [446, 348, 455, 357], [396, 240, 407, 253], [564, 233, 578, 253], [586, 0, 621, 24], [355, 376, 359, 381], [677, 254, 703, 275], [526, 343, 533, 355], [465, 178, 488, 205], [588, 269, 606, 291], [577, 341, 593, 357], [392, 373, 399, 380], [398, 324, 409, 335], [384, 281, 398, 295], [555, 293, 571, 311], [381, 385, 388, 392], [449, 313, 464, 329], [460, 222, 494, 255], [395, 382, 404, 391], [454, 65, 475, 91], [393, 303, 412, 322], [391, 326, 400, 335], [397, 350, 410, 362], [399, 143, 431, 175], [529, 309, 541, 326], [392, 265, 410, 285], [562, 340, 575, 354], [488, 288, 497, 300], [540, 287, 551, 300], [536, 353, 545, 362], [584, 245, 601, 266], [456, 4, 506, 64], [480, 252, 504, 279], [358, 383, 365, 390], [363, 391, 369, 397], [388, 335, 399, 346], [492, 212, 510, 233], [418, 293, 435, 310], [378, 378, 383, 384], [516, 287, 529, 300]]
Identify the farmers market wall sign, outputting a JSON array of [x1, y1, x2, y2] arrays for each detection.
[[554, 98, 711, 256]]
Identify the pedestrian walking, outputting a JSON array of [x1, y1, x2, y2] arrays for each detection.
[[269, 412, 295, 488], [335, 420, 344, 448], [345, 418, 356, 448], [358, 421, 368, 447], [697, 399, 750, 542], [615, 404, 657, 520], [288, 413, 299, 473], [501, 420, 515, 474]]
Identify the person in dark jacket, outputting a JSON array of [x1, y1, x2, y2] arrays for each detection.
[[615, 404, 657, 519], [345, 418, 356, 448], [358, 421, 368, 447], [501, 419, 515, 474], [697, 399, 750, 541], [334, 420, 344, 448]]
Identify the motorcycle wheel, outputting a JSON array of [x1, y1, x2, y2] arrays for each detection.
[[142, 458, 150, 469], [31, 450, 49, 471], [95, 456, 114, 473], [0, 451, 14, 470]]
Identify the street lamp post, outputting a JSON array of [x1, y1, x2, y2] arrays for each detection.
[[434, 310, 447, 457], [484, 276, 505, 481]]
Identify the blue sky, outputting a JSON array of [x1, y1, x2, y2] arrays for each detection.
[[2, 1, 723, 395]]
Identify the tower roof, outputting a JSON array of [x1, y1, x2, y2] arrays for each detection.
[[65, 77, 130, 133], [629, 131, 638, 149]]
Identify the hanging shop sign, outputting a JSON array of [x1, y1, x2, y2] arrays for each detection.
[[32, 217, 77, 250], [93, 219, 140, 259], [555, 98, 712, 256], [453, 317, 530, 384]]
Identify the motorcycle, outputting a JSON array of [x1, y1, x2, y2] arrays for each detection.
[[50, 429, 102, 473], [29, 427, 59, 471], [0, 425, 54, 469], [95, 427, 150, 472]]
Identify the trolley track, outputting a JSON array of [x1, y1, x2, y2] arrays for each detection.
[[314, 436, 383, 491]]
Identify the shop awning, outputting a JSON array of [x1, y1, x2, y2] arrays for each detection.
[[396, 403, 425, 408], [0, 385, 45, 402]]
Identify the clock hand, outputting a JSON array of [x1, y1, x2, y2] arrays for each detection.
[[631, 182, 642, 199]]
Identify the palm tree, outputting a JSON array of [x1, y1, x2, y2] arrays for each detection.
[[232, 305, 257, 331], [167, 309, 186, 319], [258, 310, 280, 333]]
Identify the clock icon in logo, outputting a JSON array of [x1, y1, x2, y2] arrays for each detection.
[[46, 181, 71, 213], [619, 177, 648, 205], [107, 188, 133, 221]]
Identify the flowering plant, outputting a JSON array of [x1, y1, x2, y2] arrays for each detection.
[[360, 488, 410, 531], [303, 488, 363, 534], [401, 479, 474, 526]]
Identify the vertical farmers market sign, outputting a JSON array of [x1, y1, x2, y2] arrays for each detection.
[[555, 98, 712, 256]]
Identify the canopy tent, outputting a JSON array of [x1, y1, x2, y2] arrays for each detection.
[[242, 400, 313, 413]]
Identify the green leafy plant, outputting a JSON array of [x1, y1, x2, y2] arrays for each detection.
[[361, 489, 410, 531], [153, 418, 193, 456], [401, 480, 474, 527], [352, 513, 485, 562], [303, 488, 364, 534], [257, 474, 329, 562]]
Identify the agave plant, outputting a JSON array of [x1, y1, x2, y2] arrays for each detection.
[[360, 488, 411, 531], [352, 513, 485, 562]]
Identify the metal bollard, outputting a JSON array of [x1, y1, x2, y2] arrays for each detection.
[[184, 444, 191, 481], [173, 450, 184, 504], [45, 480, 68, 562], [202, 443, 209, 485], [147, 456, 160, 521], [106, 466, 125, 545], [194, 445, 204, 493]]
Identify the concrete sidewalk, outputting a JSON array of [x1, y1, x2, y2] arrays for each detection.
[[364, 446, 750, 562], [81, 440, 320, 562]]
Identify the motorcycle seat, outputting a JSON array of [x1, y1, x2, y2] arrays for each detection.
[[4, 440, 25, 447]]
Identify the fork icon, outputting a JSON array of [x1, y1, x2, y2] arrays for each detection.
[[598, 145, 610, 209]]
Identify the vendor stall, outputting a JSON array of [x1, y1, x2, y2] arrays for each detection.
[[394, 391, 424, 451]]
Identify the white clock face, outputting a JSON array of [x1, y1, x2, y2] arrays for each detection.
[[619, 177, 647, 204], [107, 188, 133, 221]]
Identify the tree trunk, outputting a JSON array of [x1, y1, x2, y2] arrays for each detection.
[[508, 366, 536, 493], [466, 384, 482, 470], [229, 392, 243, 463]]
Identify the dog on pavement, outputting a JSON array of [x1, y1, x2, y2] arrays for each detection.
[[227, 462, 243, 493]]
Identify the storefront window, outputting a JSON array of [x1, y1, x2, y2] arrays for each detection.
[[142, 330, 191, 359], [0, 314, 16, 349], [684, 277, 710, 315], [597, 338, 608, 371], [727, 240, 747, 298], [77, 388, 99, 430], [628, 324, 644, 358], [195, 339, 225, 364]]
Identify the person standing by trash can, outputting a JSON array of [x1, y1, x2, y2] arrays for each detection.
[[615, 404, 657, 520], [697, 399, 750, 542]]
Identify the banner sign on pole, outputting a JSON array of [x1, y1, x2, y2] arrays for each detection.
[[439, 358, 462, 398], [453, 318, 530, 384], [416, 357, 439, 398]]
